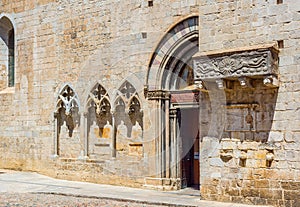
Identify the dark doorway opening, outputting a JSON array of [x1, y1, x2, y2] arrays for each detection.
[[179, 108, 199, 189]]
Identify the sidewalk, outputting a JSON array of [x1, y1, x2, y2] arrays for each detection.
[[0, 169, 271, 207]]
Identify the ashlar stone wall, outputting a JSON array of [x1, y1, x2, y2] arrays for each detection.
[[198, 0, 300, 206], [0, 0, 199, 187]]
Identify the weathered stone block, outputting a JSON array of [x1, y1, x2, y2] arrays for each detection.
[[281, 181, 300, 191], [209, 157, 224, 167], [259, 189, 273, 199], [241, 188, 259, 197], [284, 190, 300, 200], [254, 179, 269, 188]]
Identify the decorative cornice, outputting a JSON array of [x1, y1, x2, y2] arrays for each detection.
[[193, 46, 279, 81]]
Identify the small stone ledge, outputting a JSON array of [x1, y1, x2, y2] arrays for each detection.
[[57, 157, 105, 164], [94, 143, 110, 147], [129, 142, 143, 147], [0, 86, 15, 94]]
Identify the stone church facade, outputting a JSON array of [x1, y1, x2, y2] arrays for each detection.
[[0, 0, 299, 206]]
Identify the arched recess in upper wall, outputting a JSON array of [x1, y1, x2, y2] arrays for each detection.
[[146, 15, 199, 91], [0, 16, 15, 87]]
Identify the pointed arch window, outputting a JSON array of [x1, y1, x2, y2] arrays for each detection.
[[55, 85, 80, 137], [87, 83, 112, 137], [0, 17, 15, 87], [115, 81, 143, 138]]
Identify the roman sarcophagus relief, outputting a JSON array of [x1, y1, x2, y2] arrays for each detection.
[[192, 45, 279, 88]]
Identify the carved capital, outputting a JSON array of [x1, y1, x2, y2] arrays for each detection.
[[143, 85, 148, 98], [169, 108, 177, 118], [146, 90, 171, 100], [193, 46, 279, 81]]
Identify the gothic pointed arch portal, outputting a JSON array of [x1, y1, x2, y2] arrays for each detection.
[[145, 16, 201, 190], [146, 16, 199, 91]]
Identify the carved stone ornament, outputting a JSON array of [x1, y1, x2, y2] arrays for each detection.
[[193, 47, 279, 81], [146, 90, 171, 100]]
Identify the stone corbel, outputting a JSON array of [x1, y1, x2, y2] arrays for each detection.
[[216, 79, 226, 90], [238, 77, 252, 88], [194, 80, 206, 90], [263, 75, 279, 88]]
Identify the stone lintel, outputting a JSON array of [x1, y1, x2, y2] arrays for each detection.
[[146, 89, 171, 100]]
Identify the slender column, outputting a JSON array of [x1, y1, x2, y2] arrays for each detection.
[[176, 110, 181, 179], [146, 90, 171, 179], [53, 112, 59, 157], [169, 108, 177, 178], [157, 99, 162, 177], [83, 112, 88, 158], [111, 110, 116, 158], [174, 112, 178, 178], [165, 99, 170, 178]]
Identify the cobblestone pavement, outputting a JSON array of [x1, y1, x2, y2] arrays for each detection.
[[0, 193, 163, 207]]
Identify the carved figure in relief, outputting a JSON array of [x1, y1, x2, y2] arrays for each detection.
[[59, 94, 76, 116], [56, 86, 80, 138], [102, 121, 112, 139], [89, 121, 100, 139], [117, 120, 128, 138], [131, 121, 142, 140], [89, 92, 103, 115]]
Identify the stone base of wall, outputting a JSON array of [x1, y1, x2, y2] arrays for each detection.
[[200, 137, 299, 207], [144, 177, 181, 190]]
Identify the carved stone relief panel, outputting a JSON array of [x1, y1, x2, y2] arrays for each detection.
[[193, 47, 279, 80]]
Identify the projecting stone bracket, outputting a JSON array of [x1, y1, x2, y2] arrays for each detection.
[[192, 44, 279, 89], [263, 75, 279, 88]]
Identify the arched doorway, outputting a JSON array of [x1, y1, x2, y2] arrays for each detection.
[[145, 16, 200, 190]]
